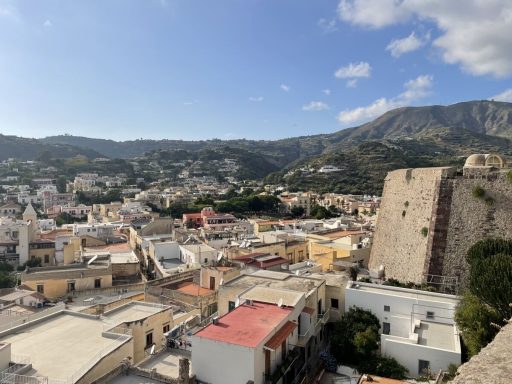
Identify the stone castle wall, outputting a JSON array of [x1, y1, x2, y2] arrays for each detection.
[[370, 165, 512, 289], [369, 167, 457, 283], [442, 171, 512, 287]]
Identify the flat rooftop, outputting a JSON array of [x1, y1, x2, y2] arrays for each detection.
[[138, 349, 191, 379], [417, 321, 458, 351], [224, 270, 324, 294], [194, 302, 291, 348], [104, 302, 169, 325], [240, 286, 304, 307], [0, 313, 128, 380], [348, 282, 459, 305], [175, 282, 213, 297]]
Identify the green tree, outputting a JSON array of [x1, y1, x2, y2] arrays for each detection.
[[331, 306, 381, 366], [455, 293, 501, 357], [353, 326, 379, 356], [290, 206, 305, 218], [466, 238, 512, 319]]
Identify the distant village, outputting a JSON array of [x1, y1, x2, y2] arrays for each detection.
[[0, 153, 509, 384]]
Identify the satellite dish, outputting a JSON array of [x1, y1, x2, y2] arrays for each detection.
[[277, 298, 283, 307], [87, 255, 98, 265], [219, 278, 224, 286], [150, 345, 155, 355], [235, 297, 240, 307]]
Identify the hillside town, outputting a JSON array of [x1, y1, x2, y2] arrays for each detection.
[[0, 152, 508, 384]]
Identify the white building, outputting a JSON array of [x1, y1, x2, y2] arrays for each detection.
[[345, 281, 461, 377], [318, 165, 342, 173], [192, 300, 303, 384]]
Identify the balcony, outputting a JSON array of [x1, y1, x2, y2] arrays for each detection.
[[264, 347, 301, 384], [317, 310, 329, 325]]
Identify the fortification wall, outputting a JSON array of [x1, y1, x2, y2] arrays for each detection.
[[442, 171, 512, 287], [369, 167, 456, 283]]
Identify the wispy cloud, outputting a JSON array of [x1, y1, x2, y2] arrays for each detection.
[[0, 1, 19, 21], [323, 89, 331, 96], [249, 96, 264, 102], [337, 74, 433, 124], [490, 89, 512, 102], [280, 84, 291, 92], [386, 31, 429, 58], [183, 100, 199, 106], [346, 79, 358, 88], [303, 101, 329, 112], [335, 61, 371, 79], [43, 19, 53, 28], [318, 18, 337, 33]]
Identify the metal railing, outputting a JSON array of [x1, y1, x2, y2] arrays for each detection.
[[0, 304, 65, 333]]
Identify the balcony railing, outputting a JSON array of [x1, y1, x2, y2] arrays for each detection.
[[264, 347, 300, 384]]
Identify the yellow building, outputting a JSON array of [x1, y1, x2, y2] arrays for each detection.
[[21, 259, 113, 299], [308, 231, 371, 271]]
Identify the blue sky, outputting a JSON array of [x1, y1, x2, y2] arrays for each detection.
[[0, 0, 511, 141]]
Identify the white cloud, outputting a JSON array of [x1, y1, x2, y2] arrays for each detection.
[[338, 0, 412, 29], [490, 89, 512, 102], [249, 96, 264, 102], [43, 19, 52, 27], [0, 1, 19, 20], [335, 61, 371, 79], [280, 84, 290, 92], [386, 31, 429, 57], [337, 74, 433, 124], [318, 18, 337, 33], [303, 101, 330, 111], [346, 79, 358, 88], [337, 0, 512, 77], [323, 89, 331, 96], [183, 100, 198, 106]]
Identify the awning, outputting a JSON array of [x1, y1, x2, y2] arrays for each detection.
[[264, 321, 297, 351]]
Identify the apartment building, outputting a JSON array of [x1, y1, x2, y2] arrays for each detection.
[[345, 281, 461, 377]]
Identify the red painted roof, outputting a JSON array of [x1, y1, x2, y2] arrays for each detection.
[[194, 302, 291, 348]]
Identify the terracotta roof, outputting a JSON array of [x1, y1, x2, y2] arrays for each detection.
[[194, 302, 291, 348], [176, 282, 213, 297], [357, 375, 407, 384], [85, 242, 131, 253], [264, 321, 297, 351]]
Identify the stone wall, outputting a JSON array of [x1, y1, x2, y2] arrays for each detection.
[[370, 165, 512, 289], [369, 167, 456, 283], [442, 171, 512, 287]]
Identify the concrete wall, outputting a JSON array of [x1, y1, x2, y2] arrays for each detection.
[[0, 343, 11, 371], [191, 338, 255, 384], [381, 335, 461, 377], [107, 306, 173, 364], [76, 338, 134, 384], [369, 167, 456, 283]]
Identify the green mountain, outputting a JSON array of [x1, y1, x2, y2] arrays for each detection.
[[0, 134, 102, 161], [8, 100, 512, 193]]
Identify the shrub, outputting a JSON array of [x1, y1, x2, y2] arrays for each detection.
[[404, 201, 409, 207], [507, 171, 512, 184], [484, 196, 495, 206], [421, 227, 428, 237], [472, 185, 485, 199], [401, 210, 406, 218]]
